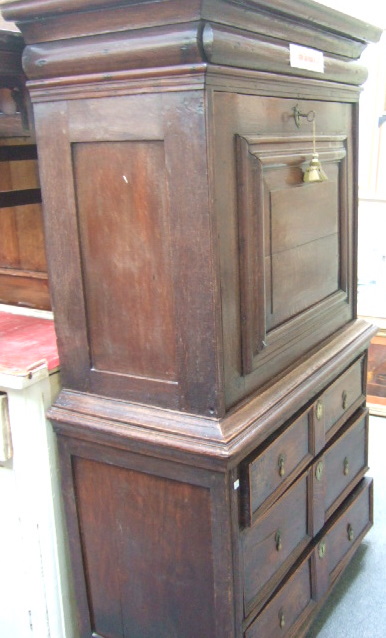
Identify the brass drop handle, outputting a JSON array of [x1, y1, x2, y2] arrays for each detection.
[[347, 524, 354, 542], [343, 457, 349, 476], [318, 540, 326, 559], [278, 454, 285, 477], [316, 400, 324, 421], [342, 390, 348, 410], [315, 460, 324, 482], [279, 609, 286, 629], [275, 530, 282, 552]]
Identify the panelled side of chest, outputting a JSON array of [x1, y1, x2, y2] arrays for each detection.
[[55, 432, 237, 638]]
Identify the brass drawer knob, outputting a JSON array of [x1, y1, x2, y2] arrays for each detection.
[[278, 454, 285, 477], [343, 457, 349, 476], [316, 400, 324, 421], [275, 530, 282, 552], [315, 460, 324, 482], [279, 610, 285, 629], [318, 540, 326, 559], [342, 390, 348, 410], [347, 524, 354, 542]]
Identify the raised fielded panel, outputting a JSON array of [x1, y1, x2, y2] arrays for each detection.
[[213, 92, 355, 408]]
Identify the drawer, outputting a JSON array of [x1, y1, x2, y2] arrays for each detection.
[[318, 357, 365, 440], [245, 478, 373, 637], [241, 472, 311, 615], [241, 409, 312, 525], [324, 409, 368, 515], [324, 477, 373, 582], [311, 409, 369, 534], [245, 557, 314, 638]]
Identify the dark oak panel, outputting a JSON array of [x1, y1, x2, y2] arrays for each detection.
[[237, 130, 347, 344], [242, 409, 312, 524], [14, 203, 47, 271], [74, 457, 216, 638], [325, 478, 373, 580], [323, 357, 365, 437], [270, 181, 338, 254], [0, 269, 50, 309], [270, 233, 339, 327], [241, 473, 310, 615], [74, 140, 177, 381], [324, 411, 368, 513], [245, 558, 313, 638]]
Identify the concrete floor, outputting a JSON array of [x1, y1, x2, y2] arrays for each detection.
[[307, 415, 386, 637]]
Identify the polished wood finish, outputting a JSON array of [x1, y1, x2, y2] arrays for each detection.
[[74, 140, 177, 381], [243, 409, 312, 523], [3, 1, 381, 636], [74, 457, 216, 638], [242, 472, 311, 616], [245, 557, 314, 638]]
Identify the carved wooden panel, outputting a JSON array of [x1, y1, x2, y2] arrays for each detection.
[[237, 134, 349, 375]]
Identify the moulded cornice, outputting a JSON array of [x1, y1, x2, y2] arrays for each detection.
[[1, 0, 382, 87]]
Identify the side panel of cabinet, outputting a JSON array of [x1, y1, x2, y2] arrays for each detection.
[[57, 435, 235, 638], [73, 140, 176, 381], [212, 92, 355, 408], [33, 93, 222, 416]]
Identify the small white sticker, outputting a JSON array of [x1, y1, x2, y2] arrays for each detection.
[[233, 479, 240, 490], [290, 43, 324, 74]]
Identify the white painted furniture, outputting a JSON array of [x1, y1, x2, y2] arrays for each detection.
[[0, 307, 76, 638]]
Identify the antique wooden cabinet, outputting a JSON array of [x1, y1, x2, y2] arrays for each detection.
[[3, 1, 381, 636], [0, 29, 50, 310]]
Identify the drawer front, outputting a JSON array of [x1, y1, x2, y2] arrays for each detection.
[[245, 558, 313, 638], [242, 473, 310, 614], [325, 478, 373, 579], [311, 409, 369, 535], [245, 410, 312, 523], [321, 358, 364, 437], [324, 410, 368, 515]]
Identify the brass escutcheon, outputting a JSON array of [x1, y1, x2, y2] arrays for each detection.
[[279, 610, 286, 629], [318, 540, 326, 559], [347, 524, 354, 542], [315, 460, 324, 482], [293, 104, 316, 128], [275, 530, 282, 552], [343, 457, 349, 476], [278, 454, 285, 478], [316, 400, 324, 421]]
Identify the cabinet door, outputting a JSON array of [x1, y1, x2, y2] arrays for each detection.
[[214, 93, 356, 408]]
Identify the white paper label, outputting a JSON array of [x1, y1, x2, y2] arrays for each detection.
[[289, 43, 324, 73]]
